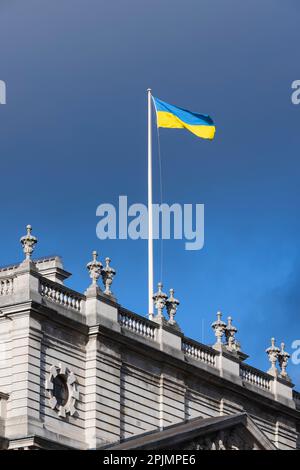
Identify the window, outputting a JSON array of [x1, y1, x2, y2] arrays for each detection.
[[53, 375, 69, 407]]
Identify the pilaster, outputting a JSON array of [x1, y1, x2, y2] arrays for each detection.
[[5, 311, 43, 440], [272, 376, 295, 409], [159, 371, 186, 429], [85, 326, 122, 448], [84, 285, 119, 329], [13, 260, 41, 304], [213, 343, 243, 385]]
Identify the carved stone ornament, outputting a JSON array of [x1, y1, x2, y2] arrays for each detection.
[[20, 224, 37, 260], [225, 316, 240, 352], [153, 282, 168, 320], [45, 364, 79, 418], [86, 250, 103, 286], [211, 311, 226, 345], [101, 257, 116, 296], [166, 288, 180, 325], [184, 429, 258, 450], [278, 342, 291, 381], [266, 337, 280, 376]]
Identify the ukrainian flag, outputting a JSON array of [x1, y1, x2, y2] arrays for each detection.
[[153, 97, 215, 140]]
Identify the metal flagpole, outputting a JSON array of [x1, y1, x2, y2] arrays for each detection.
[[147, 88, 154, 318]]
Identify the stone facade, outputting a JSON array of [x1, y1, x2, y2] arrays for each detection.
[[0, 226, 299, 450]]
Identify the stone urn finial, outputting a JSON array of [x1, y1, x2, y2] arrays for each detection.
[[153, 282, 168, 320], [20, 224, 37, 260], [278, 342, 291, 381], [166, 288, 180, 325], [225, 316, 240, 352], [211, 311, 227, 346], [86, 251, 103, 287], [101, 257, 116, 297], [266, 337, 280, 376]]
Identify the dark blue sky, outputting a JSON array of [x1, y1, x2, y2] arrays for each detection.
[[0, 1, 300, 385]]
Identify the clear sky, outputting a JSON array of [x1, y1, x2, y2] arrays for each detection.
[[0, 1, 300, 386]]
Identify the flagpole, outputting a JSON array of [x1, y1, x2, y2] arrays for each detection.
[[147, 88, 154, 318]]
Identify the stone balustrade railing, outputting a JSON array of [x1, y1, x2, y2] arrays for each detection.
[[118, 309, 157, 341], [240, 363, 273, 391], [1, 259, 297, 404], [182, 338, 217, 367], [40, 280, 84, 312], [0, 278, 14, 296]]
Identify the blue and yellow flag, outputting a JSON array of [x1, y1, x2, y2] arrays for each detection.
[[153, 97, 215, 140]]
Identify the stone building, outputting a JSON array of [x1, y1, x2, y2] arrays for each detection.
[[0, 225, 299, 450]]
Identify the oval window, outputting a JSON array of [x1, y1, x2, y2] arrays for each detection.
[[53, 375, 69, 407]]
